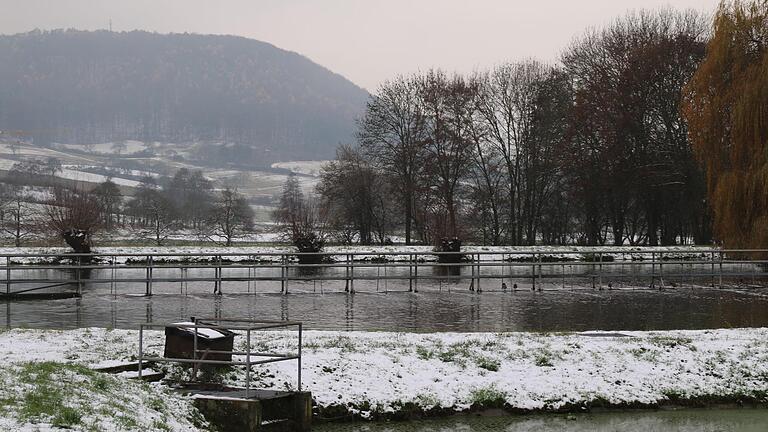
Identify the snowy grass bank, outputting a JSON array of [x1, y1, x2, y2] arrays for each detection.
[[0, 361, 207, 431], [1, 327, 767, 422]]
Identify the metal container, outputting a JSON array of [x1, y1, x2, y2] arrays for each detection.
[[164, 321, 235, 362]]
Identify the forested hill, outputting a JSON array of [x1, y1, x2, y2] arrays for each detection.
[[0, 30, 369, 163]]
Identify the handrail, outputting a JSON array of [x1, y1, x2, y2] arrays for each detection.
[[1, 247, 765, 297], [0, 246, 748, 259]]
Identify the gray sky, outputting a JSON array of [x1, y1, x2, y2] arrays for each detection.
[[0, 0, 719, 91]]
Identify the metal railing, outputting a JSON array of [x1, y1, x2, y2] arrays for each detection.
[[1, 248, 767, 296], [138, 318, 302, 397]]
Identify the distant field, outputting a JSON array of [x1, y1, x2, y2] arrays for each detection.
[[271, 160, 329, 177], [0, 140, 327, 222]]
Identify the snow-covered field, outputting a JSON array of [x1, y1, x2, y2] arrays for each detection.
[[55, 140, 148, 155], [0, 327, 767, 423], [0, 141, 323, 202], [57, 166, 142, 187], [271, 160, 329, 177]]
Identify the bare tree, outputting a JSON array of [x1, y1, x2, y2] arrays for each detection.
[[206, 186, 254, 246], [43, 187, 103, 253], [129, 188, 178, 246], [359, 74, 428, 245], [273, 174, 327, 261], [111, 141, 127, 155], [419, 70, 477, 241], [0, 185, 36, 246], [93, 180, 123, 230], [317, 145, 395, 245], [45, 157, 62, 177], [562, 8, 707, 245], [475, 61, 551, 244]]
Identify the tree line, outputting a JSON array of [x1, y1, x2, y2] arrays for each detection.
[[0, 166, 254, 248], [316, 8, 713, 247]]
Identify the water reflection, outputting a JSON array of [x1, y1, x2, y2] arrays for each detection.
[[313, 408, 768, 432], [4, 283, 768, 332], [3, 262, 768, 331]]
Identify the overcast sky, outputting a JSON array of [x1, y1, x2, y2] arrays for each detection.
[[0, 0, 719, 91]]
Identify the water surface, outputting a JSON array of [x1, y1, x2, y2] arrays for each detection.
[[313, 408, 768, 432]]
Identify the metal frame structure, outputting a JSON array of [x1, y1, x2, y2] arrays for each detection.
[[138, 318, 302, 397], [1, 248, 767, 296]]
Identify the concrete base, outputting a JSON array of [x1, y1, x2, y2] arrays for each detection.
[[185, 386, 311, 432]]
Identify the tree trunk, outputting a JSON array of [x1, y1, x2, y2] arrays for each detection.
[[404, 189, 412, 245], [63, 230, 91, 254]]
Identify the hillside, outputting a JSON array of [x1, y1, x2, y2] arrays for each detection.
[[0, 30, 369, 163]]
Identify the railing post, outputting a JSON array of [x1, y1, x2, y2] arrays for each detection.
[[144, 255, 152, 297], [719, 250, 723, 288], [192, 320, 199, 379], [246, 328, 251, 398], [598, 252, 603, 290], [413, 255, 418, 293], [350, 254, 355, 294], [470, 256, 475, 291], [111, 255, 116, 296], [532, 253, 536, 291], [282, 254, 288, 295], [138, 324, 143, 379], [247, 255, 252, 294], [409, 254, 413, 292], [6, 256, 10, 295], [298, 323, 303, 391], [650, 251, 655, 288], [476, 254, 481, 293], [538, 253, 543, 291], [76, 256, 82, 296], [216, 255, 222, 295], [659, 252, 664, 288]]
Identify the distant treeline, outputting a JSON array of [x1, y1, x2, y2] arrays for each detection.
[[0, 30, 369, 162], [317, 9, 712, 247], [0, 165, 254, 248]]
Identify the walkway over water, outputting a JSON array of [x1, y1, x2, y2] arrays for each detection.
[[2, 248, 766, 297], [2, 248, 768, 331]]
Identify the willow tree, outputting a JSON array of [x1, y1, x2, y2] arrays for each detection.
[[682, 0, 768, 249]]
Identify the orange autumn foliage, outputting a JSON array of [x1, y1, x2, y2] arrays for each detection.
[[682, 0, 768, 249]]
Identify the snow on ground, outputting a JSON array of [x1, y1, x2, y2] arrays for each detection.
[[0, 361, 206, 431], [58, 166, 142, 187], [271, 160, 330, 177], [206, 168, 318, 197], [0, 327, 766, 419], [0, 159, 142, 187], [0, 158, 16, 170], [56, 141, 148, 155], [96, 228, 283, 244]]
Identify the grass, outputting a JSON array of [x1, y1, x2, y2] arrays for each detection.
[[321, 335, 358, 352], [648, 336, 695, 349], [476, 356, 500, 372], [416, 345, 435, 360], [470, 385, 508, 408], [14, 362, 95, 428], [534, 351, 554, 367], [0, 361, 205, 431]]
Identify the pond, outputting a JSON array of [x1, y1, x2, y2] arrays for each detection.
[[3, 265, 768, 331]]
